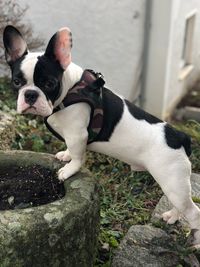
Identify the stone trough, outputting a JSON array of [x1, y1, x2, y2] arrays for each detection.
[[0, 111, 15, 150], [0, 150, 99, 267]]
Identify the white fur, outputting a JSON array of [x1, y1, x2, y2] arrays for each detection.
[[55, 149, 71, 162], [17, 52, 53, 117], [47, 102, 90, 181], [46, 63, 200, 245], [18, 55, 83, 117], [17, 85, 53, 117], [21, 52, 43, 84], [18, 55, 200, 245], [54, 62, 83, 107], [162, 208, 181, 224]]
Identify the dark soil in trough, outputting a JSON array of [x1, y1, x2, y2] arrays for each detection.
[[0, 165, 65, 210]]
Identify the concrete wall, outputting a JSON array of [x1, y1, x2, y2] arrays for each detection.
[[18, 0, 146, 101], [141, 0, 173, 118], [164, 0, 200, 117], [6, 0, 200, 118], [143, 0, 200, 118]]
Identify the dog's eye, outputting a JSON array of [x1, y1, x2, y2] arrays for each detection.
[[13, 78, 22, 88], [44, 79, 57, 91]]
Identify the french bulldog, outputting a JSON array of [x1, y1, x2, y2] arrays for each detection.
[[3, 25, 200, 246]]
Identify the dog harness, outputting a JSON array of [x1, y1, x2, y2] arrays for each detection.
[[45, 69, 105, 144]]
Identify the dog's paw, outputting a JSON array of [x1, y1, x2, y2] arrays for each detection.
[[58, 166, 71, 181], [55, 150, 71, 162], [130, 164, 146, 172], [162, 208, 180, 224], [57, 160, 82, 181], [187, 229, 200, 248]]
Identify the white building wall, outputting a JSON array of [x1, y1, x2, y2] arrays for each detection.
[[143, 0, 200, 118], [142, 0, 173, 118], [18, 0, 146, 101], [163, 0, 200, 117]]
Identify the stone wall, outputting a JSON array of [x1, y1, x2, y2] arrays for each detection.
[[0, 151, 100, 267], [0, 111, 15, 150]]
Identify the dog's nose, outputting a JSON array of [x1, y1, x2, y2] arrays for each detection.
[[24, 90, 39, 105]]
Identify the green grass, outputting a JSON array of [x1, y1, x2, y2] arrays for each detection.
[[173, 120, 200, 173], [1, 78, 200, 266], [86, 152, 162, 266]]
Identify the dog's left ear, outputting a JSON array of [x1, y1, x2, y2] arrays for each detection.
[[45, 27, 72, 70], [3, 25, 28, 65]]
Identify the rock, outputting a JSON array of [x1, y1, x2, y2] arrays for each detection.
[[112, 225, 180, 267], [183, 106, 200, 122], [151, 173, 200, 226], [112, 173, 200, 267], [7, 196, 14, 206], [174, 106, 200, 122], [0, 111, 15, 150], [190, 173, 200, 198], [0, 150, 100, 267]]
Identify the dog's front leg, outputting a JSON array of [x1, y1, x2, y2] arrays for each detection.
[[58, 129, 88, 181], [49, 103, 90, 181]]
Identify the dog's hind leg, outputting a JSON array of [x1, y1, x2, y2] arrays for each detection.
[[150, 159, 200, 245]]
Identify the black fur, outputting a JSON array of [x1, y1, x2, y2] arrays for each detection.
[[97, 88, 124, 141], [33, 32, 65, 104], [10, 58, 27, 91], [125, 100, 162, 124], [4, 26, 64, 105], [3, 26, 192, 158], [125, 100, 191, 156], [3, 25, 28, 65], [33, 55, 64, 104], [164, 124, 191, 156], [44, 33, 57, 62], [3, 26, 28, 93]]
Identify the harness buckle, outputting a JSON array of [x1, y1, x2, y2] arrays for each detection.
[[92, 73, 105, 90]]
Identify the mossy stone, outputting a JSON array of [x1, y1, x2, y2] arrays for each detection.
[[0, 150, 100, 267]]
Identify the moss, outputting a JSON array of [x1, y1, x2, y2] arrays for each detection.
[[0, 151, 100, 267], [192, 196, 200, 204], [0, 112, 15, 150]]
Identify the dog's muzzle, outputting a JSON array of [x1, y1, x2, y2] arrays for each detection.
[[24, 89, 39, 106]]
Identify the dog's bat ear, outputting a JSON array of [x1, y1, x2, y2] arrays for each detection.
[[3, 25, 28, 65], [45, 27, 72, 70]]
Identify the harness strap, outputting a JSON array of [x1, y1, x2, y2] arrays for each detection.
[[45, 69, 105, 144]]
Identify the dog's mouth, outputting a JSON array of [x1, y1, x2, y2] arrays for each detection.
[[20, 103, 53, 117], [21, 106, 37, 114]]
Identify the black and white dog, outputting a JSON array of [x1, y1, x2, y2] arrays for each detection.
[[3, 25, 200, 246]]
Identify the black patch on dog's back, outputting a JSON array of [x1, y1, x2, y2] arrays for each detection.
[[125, 100, 162, 124], [97, 88, 124, 141], [164, 124, 191, 156]]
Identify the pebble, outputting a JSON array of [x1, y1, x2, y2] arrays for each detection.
[[8, 196, 14, 206]]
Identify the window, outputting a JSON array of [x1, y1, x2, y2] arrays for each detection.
[[179, 11, 197, 80], [182, 13, 196, 65]]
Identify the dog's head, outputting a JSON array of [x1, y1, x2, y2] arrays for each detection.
[[3, 25, 72, 117]]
